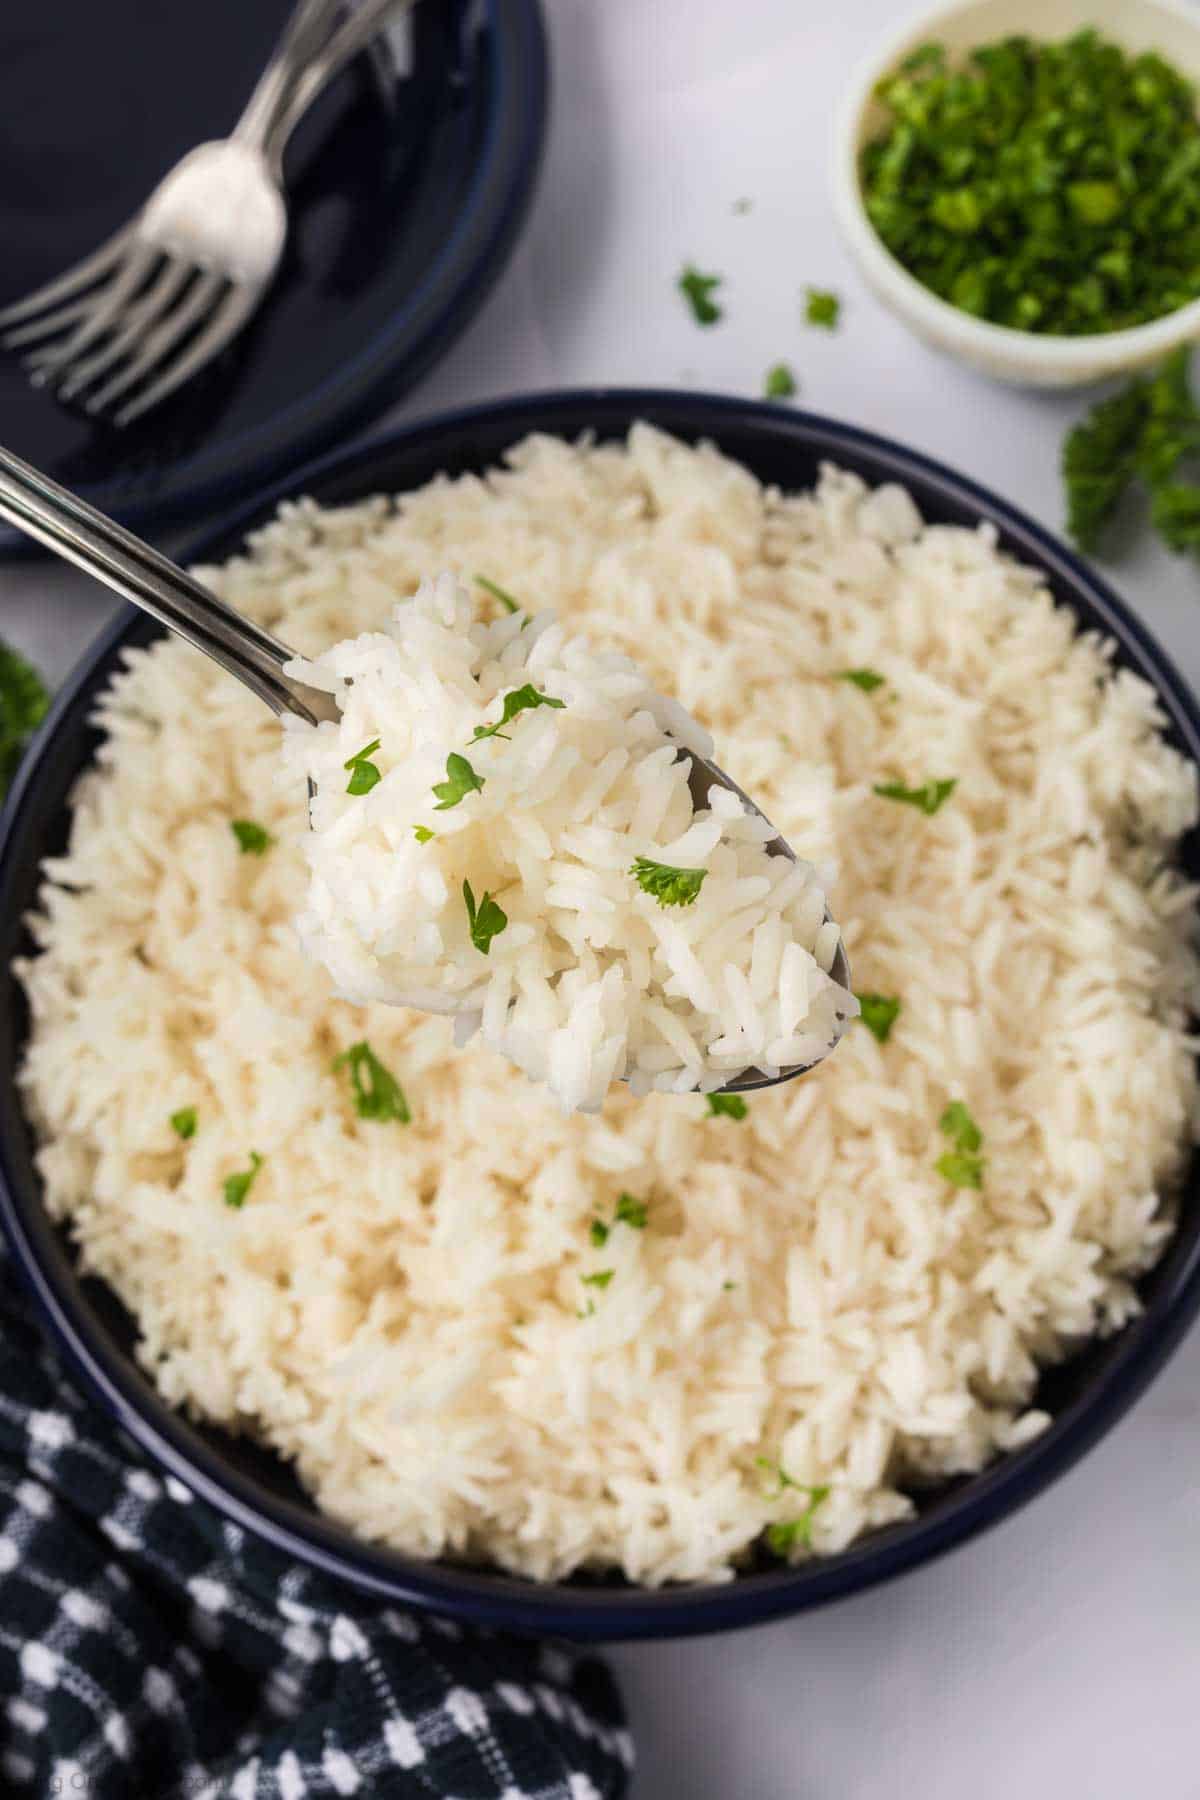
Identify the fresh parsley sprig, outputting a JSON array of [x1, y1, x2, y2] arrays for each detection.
[[231, 820, 273, 855], [433, 752, 485, 810], [936, 1100, 985, 1188], [223, 1152, 263, 1210], [874, 778, 957, 816], [856, 993, 901, 1043], [334, 1041, 410, 1124], [707, 1093, 748, 1120], [471, 684, 565, 744], [463, 879, 507, 955], [344, 739, 382, 796], [630, 857, 708, 908]]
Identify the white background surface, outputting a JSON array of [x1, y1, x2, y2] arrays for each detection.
[[3, 3, 1200, 1795]]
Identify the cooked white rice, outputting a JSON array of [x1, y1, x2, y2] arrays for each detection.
[[281, 573, 852, 1113], [16, 425, 1200, 1585]]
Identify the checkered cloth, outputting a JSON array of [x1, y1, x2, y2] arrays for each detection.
[[0, 1249, 631, 1798]]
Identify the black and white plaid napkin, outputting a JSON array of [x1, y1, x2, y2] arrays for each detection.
[[0, 1248, 632, 1799]]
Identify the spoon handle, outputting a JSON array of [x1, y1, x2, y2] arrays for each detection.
[[0, 447, 337, 724]]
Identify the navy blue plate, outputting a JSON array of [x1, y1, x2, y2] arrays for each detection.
[[2, 391, 1199, 1640], [0, 0, 546, 552]]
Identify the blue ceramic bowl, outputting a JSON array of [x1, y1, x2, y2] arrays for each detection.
[[2, 391, 1199, 1641]]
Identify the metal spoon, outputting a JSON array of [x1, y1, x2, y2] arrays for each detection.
[[0, 445, 852, 1093]]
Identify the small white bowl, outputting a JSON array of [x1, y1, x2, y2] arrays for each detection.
[[832, 0, 1200, 387]]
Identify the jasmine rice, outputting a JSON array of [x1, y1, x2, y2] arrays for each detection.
[[15, 426, 1200, 1585], [281, 574, 852, 1113]]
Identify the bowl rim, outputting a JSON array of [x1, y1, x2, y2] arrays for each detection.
[[3, 385, 1200, 1642], [831, 0, 1200, 374]]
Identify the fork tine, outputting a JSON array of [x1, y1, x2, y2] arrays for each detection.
[[85, 271, 227, 416], [28, 244, 161, 386], [2, 296, 96, 351], [0, 224, 137, 330], [56, 258, 193, 403], [111, 283, 259, 425]]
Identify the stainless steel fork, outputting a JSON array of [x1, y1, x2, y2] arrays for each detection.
[[0, 0, 415, 428]]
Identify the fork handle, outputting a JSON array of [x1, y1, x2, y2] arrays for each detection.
[[234, 0, 416, 175], [0, 447, 337, 726]]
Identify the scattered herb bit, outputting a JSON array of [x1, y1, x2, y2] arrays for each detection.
[[590, 1220, 610, 1248], [463, 879, 508, 956], [231, 819, 273, 855], [0, 639, 49, 797], [472, 683, 566, 744], [838, 668, 885, 692], [630, 857, 708, 908], [432, 752, 485, 810], [475, 573, 521, 615], [223, 1152, 263, 1210], [722, 1281, 736, 1292], [860, 32, 1200, 335], [937, 1100, 985, 1187], [873, 777, 957, 816], [577, 1299, 597, 1319], [755, 1455, 795, 1500], [678, 264, 723, 326], [333, 1041, 410, 1124], [764, 363, 797, 401], [581, 1269, 614, 1290], [805, 287, 841, 329], [733, 197, 753, 215], [169, 1107, 197, 1141], [1064, 348, 1200, 556], [707, 1093, 748, 1120], [614, 1192, 648, 1230], [766, 1486, 831, 1555], [413, 825, 435, 843], [344, 738, 382, 797], [856, 993, 901, 1044]]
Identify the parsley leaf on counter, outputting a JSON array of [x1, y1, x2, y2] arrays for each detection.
[[679, 265, 724, 326], [334, 1041, 410, 1124], [630, 857, 708, 908], [1064, 348, 1200, 557], [805, 287, 841, 329], [0, 639, 49, 797], [764, 363, 797, 400]]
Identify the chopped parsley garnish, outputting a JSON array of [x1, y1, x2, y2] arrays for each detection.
[[764, 363, 797, 401], [707, 1093, 748, 1120], [614, 1192, 648, 1230], [805, 287, 841, 329], [463, 879, 508, 955], [856, 993, 901, 1044], [839, 668, 885, 692], [590, 1220, 610, 1248], [333, 1041, 410, 1124], [936, 1100, 985, 1187], [874, 777, 957, 816], [722, 1280, 736, 1291], [432, 752, 484, 810], [1064, 347, 1200, 556], [344, 738, 382, 796], [678, 264, 723, 326], [581, 1269, 614, 1290], [766, 1488, 831, 1555], [756, 1456, 830, 1552], [231, 819, 273, 855], [733, 197, 753, 215], [472, 683, 565, 743], [630, 857, 708, 908], [475, 573, 522, 615], [169, 1107, 197, 1141], [0, 638, 49, 797], [223, 1152, 263, 1210], [860, 32, 1200, 336], [413, 825, 435, 843]]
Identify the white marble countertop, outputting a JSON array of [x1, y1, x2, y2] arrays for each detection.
[[4, 2, 1200, 1794]]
